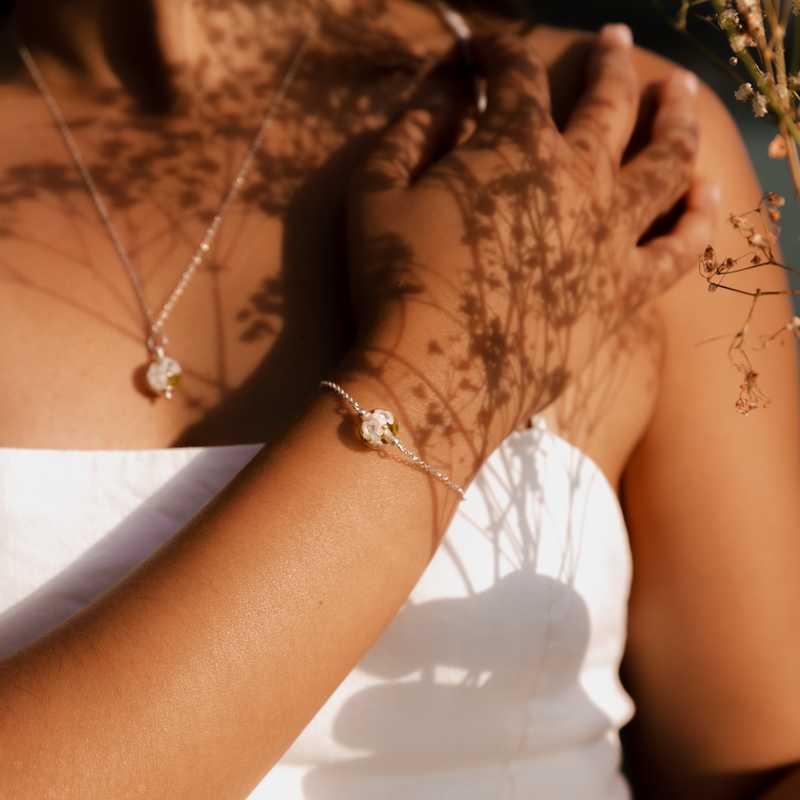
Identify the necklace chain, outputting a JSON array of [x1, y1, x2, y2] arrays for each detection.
[[15, 3, 474, 399], [18, 25, 317, 369]]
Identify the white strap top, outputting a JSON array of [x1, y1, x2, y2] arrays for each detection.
[[0, 416, 634, 798]]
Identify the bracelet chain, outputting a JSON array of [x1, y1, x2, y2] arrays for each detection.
[[320, 381, 466, 500]]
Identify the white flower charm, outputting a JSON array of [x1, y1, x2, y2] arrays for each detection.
[[359, 409, 399, 448], [146, 354, 183, 400], [319, 381, 465, 499]]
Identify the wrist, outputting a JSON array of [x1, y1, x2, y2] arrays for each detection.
[[338, 305, 510, 489]]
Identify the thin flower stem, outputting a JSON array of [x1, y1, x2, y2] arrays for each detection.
[[652, 0, 745, 80], [792, 9, 800, 73], [707, 282, 800, 295], [767, 0, 788, 88], [721, 258, 792, 272], [781, 122, 800, 195]]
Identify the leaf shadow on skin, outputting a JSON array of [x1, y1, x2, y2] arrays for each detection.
[[0, 14, 678, 792], [290, 419, 629, 798], [0, 6, 670, 461], [337, 37, 682, 522], [0, 1, 443, 440]]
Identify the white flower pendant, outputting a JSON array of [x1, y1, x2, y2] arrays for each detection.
[[146, 353, 182, 400], [359, 409, 399, 448]]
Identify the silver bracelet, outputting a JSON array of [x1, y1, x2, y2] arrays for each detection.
[[320, 381, 466, 500]]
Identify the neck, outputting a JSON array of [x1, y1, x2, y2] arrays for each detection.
[[11, 1, 325, 106]]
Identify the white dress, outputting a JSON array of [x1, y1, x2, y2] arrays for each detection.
[[0, 415, 634, 798]]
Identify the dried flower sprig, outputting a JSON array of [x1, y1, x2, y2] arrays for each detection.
[[672, 0, 800, 195], [717, 0, 800, 193], [699, 192, 800, 413], [659, 2, 800, 413]]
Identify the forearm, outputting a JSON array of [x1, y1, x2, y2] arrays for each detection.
[[0, 316, 487, 798]]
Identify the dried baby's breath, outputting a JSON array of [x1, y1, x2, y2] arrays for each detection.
[[671, 0, 800, 195], [659, 2, 800, 413], [752, 91, 769, 115], [698, 194, 800, 414]]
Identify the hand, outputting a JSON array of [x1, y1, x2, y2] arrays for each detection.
[[347, 25, 718, 455]]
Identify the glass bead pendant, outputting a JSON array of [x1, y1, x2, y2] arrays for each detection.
[[359, 409, 399, 448], [146, 351, 182, 400]]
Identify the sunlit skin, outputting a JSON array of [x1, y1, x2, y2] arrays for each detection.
[[0, 1, 799, 798]]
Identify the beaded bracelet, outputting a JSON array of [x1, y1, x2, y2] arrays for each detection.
[[320, 381, 466, 500]]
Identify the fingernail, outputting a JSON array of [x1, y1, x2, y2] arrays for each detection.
[[599, 24, 633, 48], [668, 69, 699, 97]]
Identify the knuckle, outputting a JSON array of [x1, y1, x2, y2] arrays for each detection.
[[491, 35, 547, 92], [595, 51, 637, 91], [665, 116, 699, 149], [660, 110, 699, 144], [642, 120, 698, 177], [570, 132, 595, 159], [577, 73, 638, 132], [598, 54, 636, 87], [476, 98, 548, 146]]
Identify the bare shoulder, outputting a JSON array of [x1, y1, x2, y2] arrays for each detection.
[[511, 25, 776, 493], [520, 23, 800, 797]]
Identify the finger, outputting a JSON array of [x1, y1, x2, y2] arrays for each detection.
[[632, 179, 720, 299], [350, 93, 465, 195], [564, 24, 640, 165], [465, 32, 554, 149], [619, 70, 701, 236]]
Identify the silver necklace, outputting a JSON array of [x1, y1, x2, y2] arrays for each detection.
[[18, 25, 317, 400], [17, 3, 477, 401]]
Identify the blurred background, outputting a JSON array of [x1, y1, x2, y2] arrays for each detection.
[[531, 0, 800, 312]]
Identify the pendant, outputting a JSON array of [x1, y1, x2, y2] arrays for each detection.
[[358, 409, 399, 448], [146, 352, 182, 400]]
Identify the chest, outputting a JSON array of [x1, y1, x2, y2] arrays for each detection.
[[0, 51, 426, 448], [0, 53, 664, 492]]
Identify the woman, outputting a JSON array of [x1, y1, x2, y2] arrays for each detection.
[[0, 0, 798, 797]]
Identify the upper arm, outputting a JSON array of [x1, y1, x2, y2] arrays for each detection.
[[621, 51, 800, 795]]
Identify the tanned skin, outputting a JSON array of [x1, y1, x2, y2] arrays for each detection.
[[0, 2, 798, 798]]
